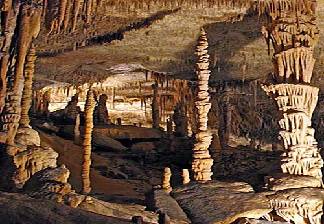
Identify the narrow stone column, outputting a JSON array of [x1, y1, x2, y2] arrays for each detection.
[[20, 45, 37, 128], [162, 167, 172, 193], [81, 89, 95, 194], [182, 169, 190, 185], [260, 1, 323, 182], [152, 83, 160, 129], [74, 113, 81, 145], [191, 28, 214, 182]]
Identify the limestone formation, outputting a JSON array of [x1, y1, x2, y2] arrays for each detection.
[[191, 28, 214, 182], [94, 94, 109, 125], [64, 93, 81, 123], [74, 113, 81, 145], [152, 83, 160, 129], [20, 45, 37, 128], [260, 2, 324, 223], [81, 89, 95, 194], [162, 167, 172, 193], [182, 169, 190, 185], [173, 103, 188, 137], [261, 0, 323, 182], [1, 2, 42, 146]]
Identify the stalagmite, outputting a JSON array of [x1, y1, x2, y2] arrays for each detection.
[[261, 1, 324, 223], [74, 113, 81, 145], [182, 169, 190, 185], [81, 89, 95, 194], [152, 83, 160, 129], [162, 167, 172, 193], [63, 93, 81, 122], [19, 45, 37, 127], [191, 28, 214, 182], [1, 3, 42, 146], [94, 94, 109, 125]]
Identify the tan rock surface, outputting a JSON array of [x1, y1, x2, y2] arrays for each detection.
[[172, 181, 271, 224], [0, 191, 131, 224]]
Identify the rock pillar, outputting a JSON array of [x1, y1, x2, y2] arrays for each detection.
[[81, 89, 95, 194], [191, 28, 214, 182], [260, 0, 323, 181]]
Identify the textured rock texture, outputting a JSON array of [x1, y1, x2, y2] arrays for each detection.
[[0, 191, 131, 224], [173, 181, 271, 224], [191, 29, 214, 181]]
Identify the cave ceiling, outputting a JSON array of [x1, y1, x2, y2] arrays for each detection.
[[36, 0, 324, 89]]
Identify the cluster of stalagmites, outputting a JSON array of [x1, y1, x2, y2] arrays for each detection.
[[191, 29, 213, 182]]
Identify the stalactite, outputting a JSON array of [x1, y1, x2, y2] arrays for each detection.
[[19, 45, 37, 127], [81, 89, 95, 194], [191, 28, 213, 182]]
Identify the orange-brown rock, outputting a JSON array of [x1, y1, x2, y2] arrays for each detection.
[[81, 89, 95, 194]]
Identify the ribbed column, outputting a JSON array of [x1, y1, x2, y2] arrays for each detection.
[[260, 0, 323, 181], [81, 89, 95, 194], [191, 28, 214, 182]]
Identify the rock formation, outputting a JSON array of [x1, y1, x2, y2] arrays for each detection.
[[63, 93, 81, 123], [20, 45, 37, 128], [182, 169, 190, 185], [152, 83, 160, 129], [260, 1, 324, 223], [173, 102, 188, 137], [94, 94, 109, 125], [162, 167, 172, 193], [74, 113, 81, 144], [191, 28, 214, 182], [82, 89, 95, 194], [261, 0, 323, 182]]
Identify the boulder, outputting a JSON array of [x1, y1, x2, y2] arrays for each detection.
[[265, 173, 322, 191], [79, 196, 158, 223], [93, 132, 127, 151], [15, 128, 41, 146], [149, 189, 190, 224], [0, 192, 131, 224], [172, 181, 272, 224]]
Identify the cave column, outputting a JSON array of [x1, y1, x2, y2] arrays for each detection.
[[81, 89, 95, 194], [261, 1, 323, 181], [152, 82, 160, 129], [191, 28, 214, 182]]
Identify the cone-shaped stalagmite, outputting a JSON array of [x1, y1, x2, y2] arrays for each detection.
[[81, 89, 95, 194], [20, 45, 37, 127], [191, 28, 214, 182]]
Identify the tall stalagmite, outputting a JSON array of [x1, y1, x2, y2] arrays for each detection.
[[261, 0, 323, 181], [191, 28, 214, 182], [20, 45, 37, 127], [260, 1, 324, 223], [81, 89, 95, 194], [152, 83, 160, 129], [1, 1, 42, 146]]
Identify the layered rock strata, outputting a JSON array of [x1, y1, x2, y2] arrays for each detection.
[[191, 29, 214, 182]]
